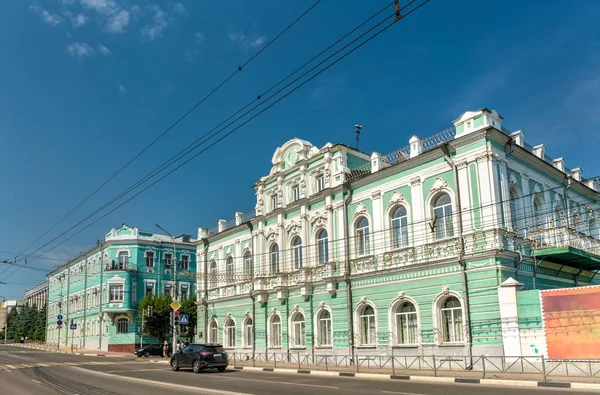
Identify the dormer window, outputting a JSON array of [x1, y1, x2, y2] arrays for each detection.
[[270, 195, 279, 211], [316, 174, 325, 192], [291, 185, 300, 202]]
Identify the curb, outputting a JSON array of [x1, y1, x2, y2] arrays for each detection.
[[6, 344, 127, 358], [227, 366, 600, 390]]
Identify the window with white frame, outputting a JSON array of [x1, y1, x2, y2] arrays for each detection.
[[394, 302, 418, 345], [270, 315, 282, 347], [317, 309, 332, 347], [359, 305, 376, 346], [145, 282, 155, 296], [317, 229, 329, 264], [440, 297, 463, 343], [391, 206, 409, 248], [226, 256, 234, 283], [433, 193, 453, 239], [164, 283, 173, 296], [292, 237, 303, 270], [224, 318, 236, 348], [180, 284, 189, 299], [355, 217, 370, 256], [209, 320, 218, 343], [554, 203, 565, 227], [209, 260, 218, 288], [117, 251, 128, 270], [244, 317, 253, 347], [269, 244, 279, 274], [509, 187, 519, 232], [164, 253, 173, 268], [291, 312, 306, 347], [180, 255, 190, 271], [270, 194, 279, 212], [116, 317, 129, 334], [316, 174, 325, 192], [132, 283, 137, 304], [533, 194, 544, 229], [145, 251, 154, 268], [291, 185, 300, 202], [243, 252, 253, 279], [109, 284, 124, 303]]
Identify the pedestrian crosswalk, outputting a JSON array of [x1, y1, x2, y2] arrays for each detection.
[[0, 361, 125, 372]]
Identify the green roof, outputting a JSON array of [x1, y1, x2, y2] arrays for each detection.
[[532, 246, 600, 271]]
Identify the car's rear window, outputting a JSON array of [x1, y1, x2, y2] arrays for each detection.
[[205, 346, 224, 353]]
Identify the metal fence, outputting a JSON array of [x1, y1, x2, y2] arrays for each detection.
[[228, 352, 600, 382]]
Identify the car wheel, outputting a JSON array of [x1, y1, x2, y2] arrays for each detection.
[[192, 360, 201, 374], [171, 359, 179, 371], [144, 351, 150, 358], [217, 367, 226, 372], [137, 353, 142, 358]]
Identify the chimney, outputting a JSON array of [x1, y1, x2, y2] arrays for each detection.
[[511, 130, 525, 147], [409, 135, 422, 158], [217, 220, 227, 233]]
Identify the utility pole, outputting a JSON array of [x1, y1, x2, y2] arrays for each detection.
[[355, 124, 363, 150], [82, 256, 88, 349], [155, 224, 177, 352], [98, 243, 104, 351]]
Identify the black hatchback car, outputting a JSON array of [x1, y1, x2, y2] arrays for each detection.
[[134, 343, 171, 358], [170, 343, 228, 373]]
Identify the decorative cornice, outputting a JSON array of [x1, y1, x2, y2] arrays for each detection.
[[285, 220, 302, 235], [388, 191, 406, 207], [371, 190, 381, 200], [456, 160, 468, 170], [353, 202, 368, 219], [430, 177, 449, 193], [521, 170, 530, 180], [410, 176, 421, 187]]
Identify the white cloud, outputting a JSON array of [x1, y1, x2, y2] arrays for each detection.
[[98, 44, 111, 55], [141, 7, 169, 42], [66, 42, 95, 57], [106, 9, 129, 33], [118, 84, 127, 94], [229, 31, 266, 50], [68, 13, 88, 28], [173, 3, 187, 16], [80, 0, 119, 15], [195, 32, 205, 43], [29, 6, 61, 26]]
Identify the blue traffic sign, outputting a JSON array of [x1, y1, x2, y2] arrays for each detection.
[[57, 320, 63, 326], [178, 314, 189, 325], [70, 323, 77, 330], [57, 315, 63, 320]]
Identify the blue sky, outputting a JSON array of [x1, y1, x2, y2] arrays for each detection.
[[1, 0, 599, 299]]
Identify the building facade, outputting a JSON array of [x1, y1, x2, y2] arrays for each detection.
[[24, 281, 48, 311], [46, 224, 196, 352], [1, 300, 23, 333], [195, 108, 600, 361]]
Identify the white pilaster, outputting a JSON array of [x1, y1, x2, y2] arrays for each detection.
[[410, 176, 424, 247], [498, 278, 523, 360], [371, 190, 383, 256]]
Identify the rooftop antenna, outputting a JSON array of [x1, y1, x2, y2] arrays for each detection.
[[355, 124, 363, 150]]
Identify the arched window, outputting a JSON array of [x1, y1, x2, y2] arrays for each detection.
[[291, 312, 306, 347], [433, 193, 453, 239], [243, 252, 253, 280], [359, 305, 376, 345], [554, 203, 565, 228], [226, 256, 234, 283], [244, 317, 253, 347], [356, 217, 370, 256], [533, 194, 544, 229], [209, 320, 218, 343], [440, 297, 463, 343], [509, 187, 519, 232], [391, 206, 408, 248], [224, 318, 236, 348], [316, 309, 332, 347], [292, 237, 303, 270], [317, 229, 329, 264], [270, 315, 282, 347], [394, 302, 417, 345], [116, 317, 129, 334], [209, 260, 218, 288], [269, 244, 279, 274]]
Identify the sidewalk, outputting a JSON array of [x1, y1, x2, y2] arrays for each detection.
[[6, 342, 132, 358]]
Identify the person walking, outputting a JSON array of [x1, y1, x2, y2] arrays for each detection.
[[163, 341, 169, 359]]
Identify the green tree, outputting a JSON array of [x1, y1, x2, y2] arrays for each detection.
[[33, 303, 47, 341], [138, 294, 172, 342], [179, 295, 197, 342], [6, 307, 20, 341]]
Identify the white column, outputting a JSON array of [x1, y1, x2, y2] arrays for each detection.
[[456, 161, 472, 235], [521, 172, 531, 231], [336, 203, 345, 261], [371, 190, 383, 256], [477, 154, 496, 230], [498, 278, 524, 361]]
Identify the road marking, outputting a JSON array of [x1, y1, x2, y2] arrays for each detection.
[[14, 364, 25, 369], [21, 364, 33, 368], [6, 365, 17, 370], [30, 380, 42, 384], [36, 363, 51, 367], [104, 369, 161, 373], [211, 375, 339, 389], [382, 391, 426, 395]]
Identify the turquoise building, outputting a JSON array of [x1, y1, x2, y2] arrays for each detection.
[[46, 224, 196, 352], [195, 108, 600, 361]]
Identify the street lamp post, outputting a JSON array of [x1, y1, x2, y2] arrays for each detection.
[[155, 223, 177, 354]]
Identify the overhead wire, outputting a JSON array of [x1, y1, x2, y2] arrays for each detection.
[[3, 0, 426, 280]]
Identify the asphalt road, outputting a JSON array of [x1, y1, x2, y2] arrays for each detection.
[[0, 346, 593, 395]]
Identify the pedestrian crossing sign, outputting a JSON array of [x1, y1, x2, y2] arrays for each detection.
[[179, 314, 189, 325]]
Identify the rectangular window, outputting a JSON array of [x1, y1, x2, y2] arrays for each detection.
[[180, 285, 189, 299], [132, 283, 137, 304], [180, 255, 189, 271], [118, 252, 128, 270], [271, 322, 281, 347], [146, 251, 154, 267], [164, 283, 173, 296], [109, 284, 124, 303], [145, 282, 154, 296], [164, 253, 173, 268], [292, 185, 300, 202], [316, 174, 325, 192], [270, 195, 278, 211]]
